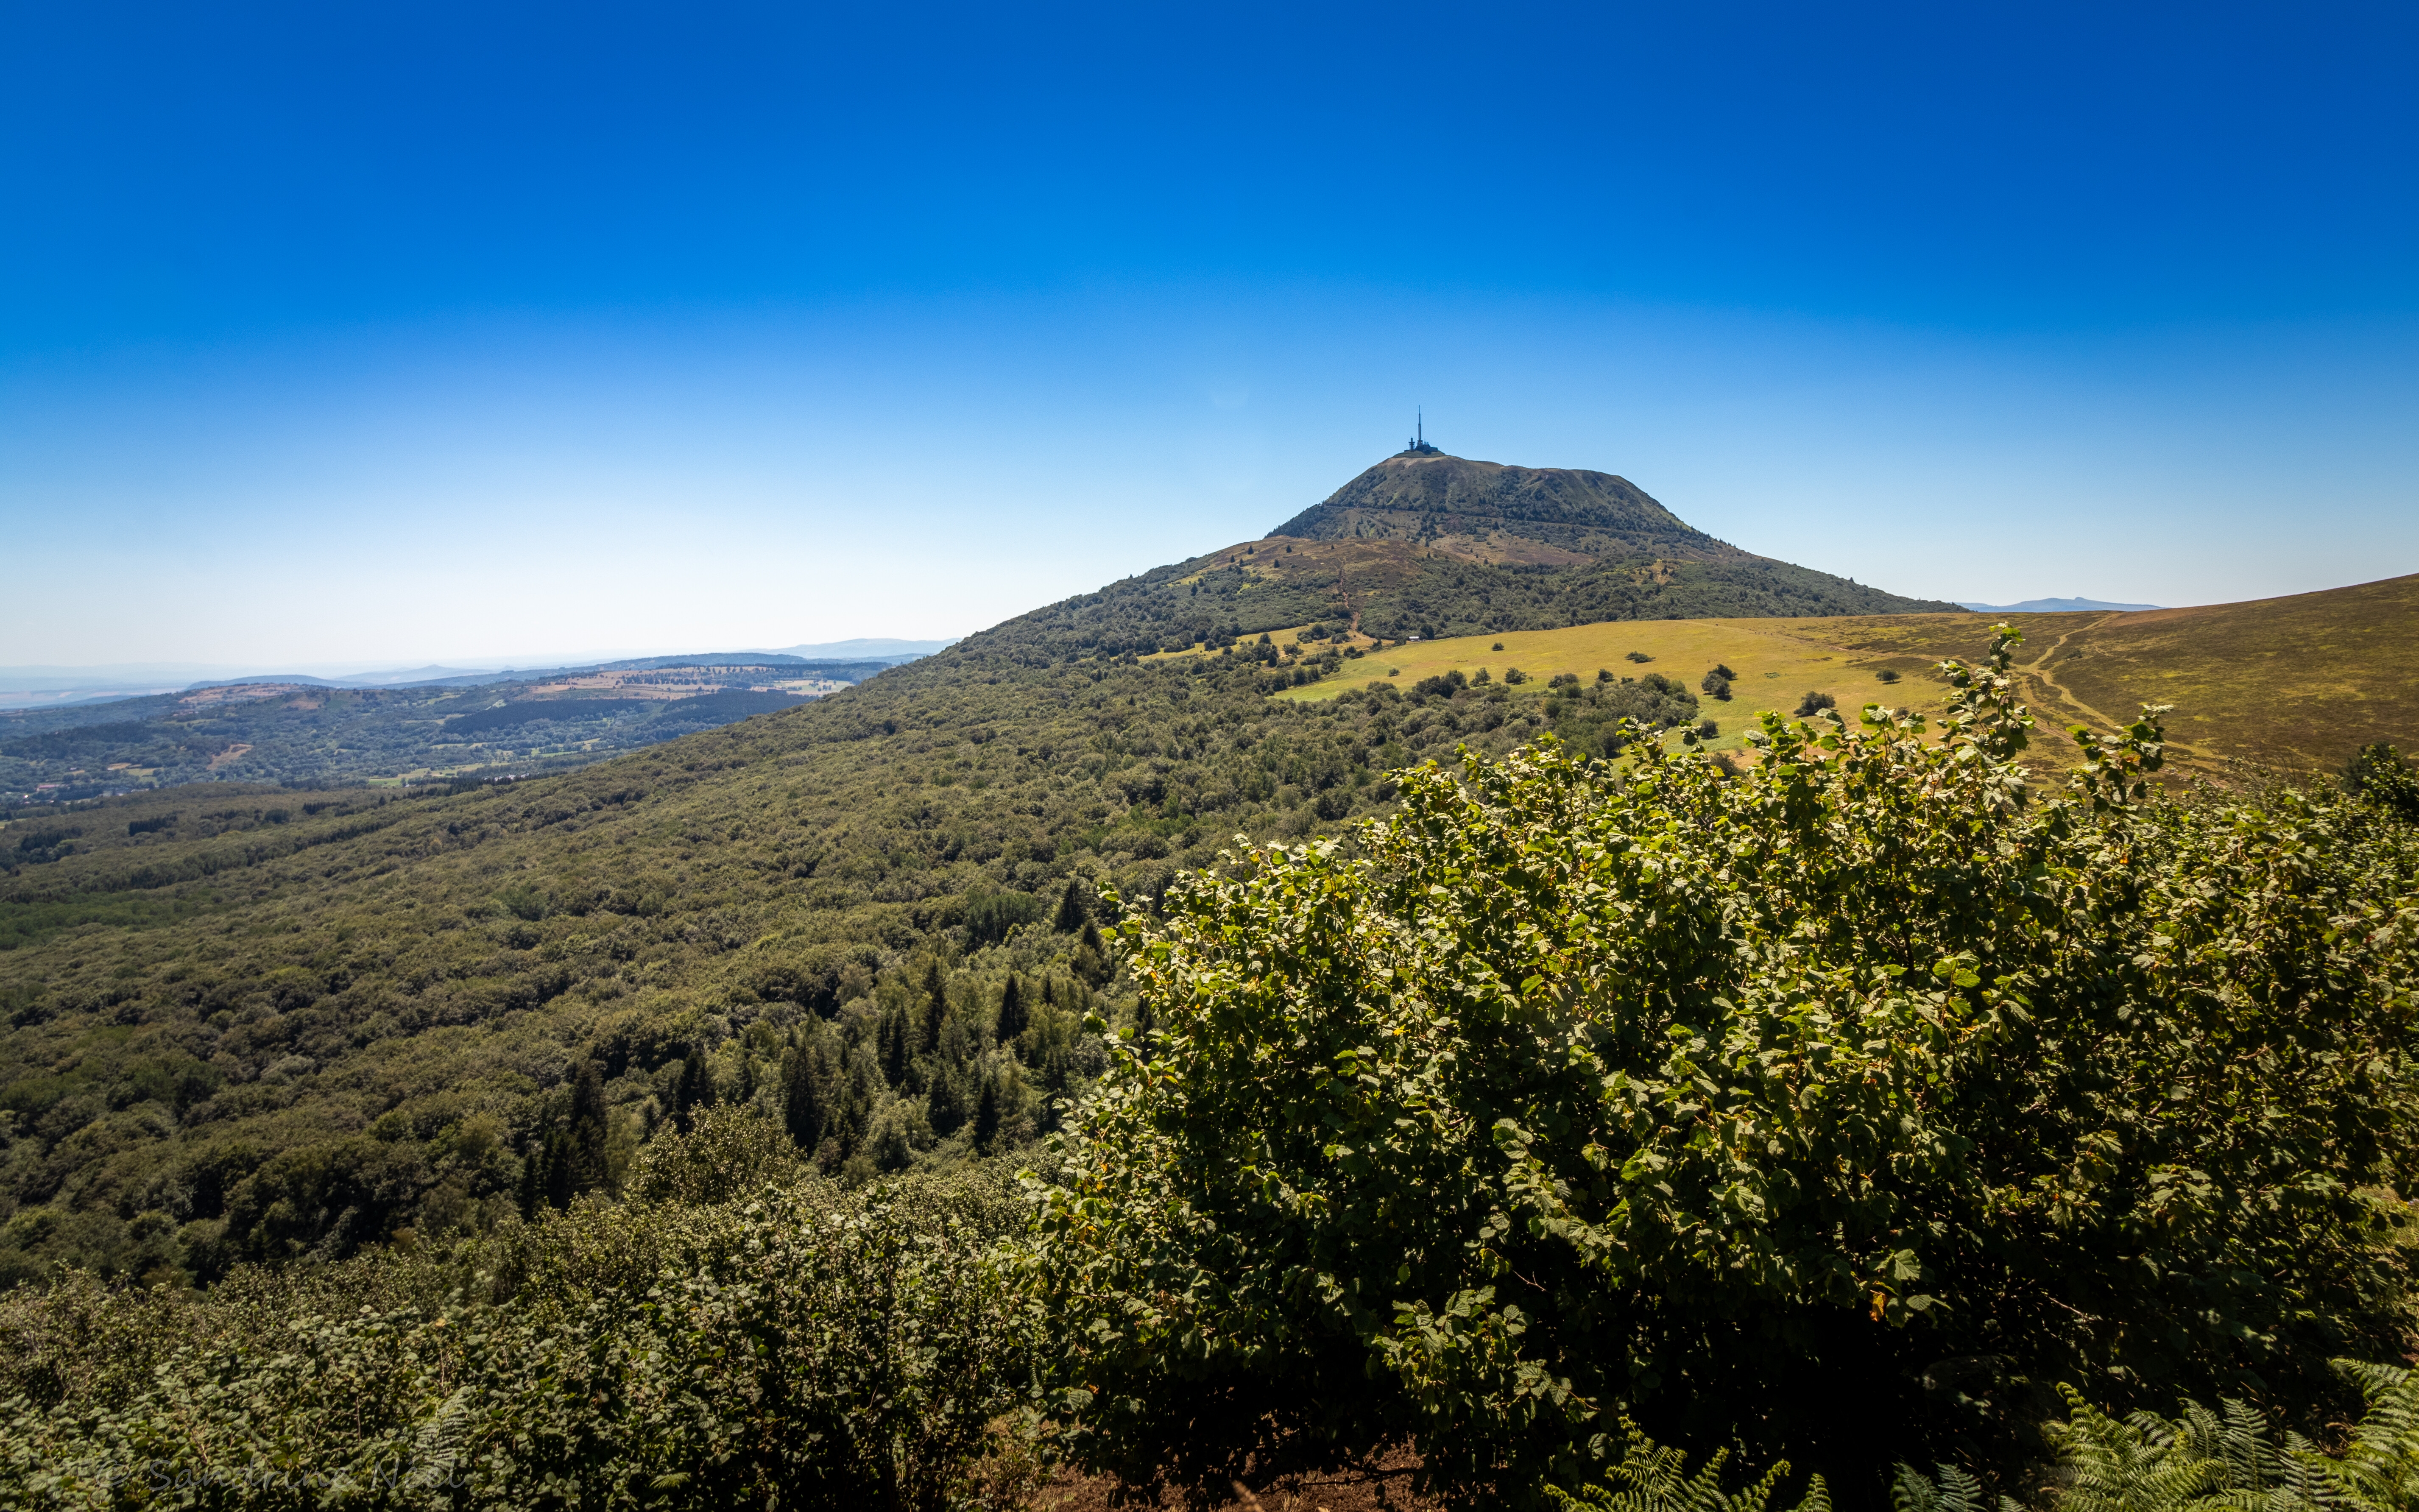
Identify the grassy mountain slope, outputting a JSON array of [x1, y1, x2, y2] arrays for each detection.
[[1013, 531, 1952, 661], [1768, 577, 2419, 776], [1265, 572, 2419, 779], [2020, 573, 2419, 772]]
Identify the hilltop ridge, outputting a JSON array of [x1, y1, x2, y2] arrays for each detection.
[[1270, 451, 1743, 566], [963, 449, 1954, 660]]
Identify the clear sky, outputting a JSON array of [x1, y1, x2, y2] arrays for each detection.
[[4, 1, 2415, 667]]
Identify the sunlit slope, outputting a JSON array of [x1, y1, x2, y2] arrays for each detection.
[[2028, 574, 2419, 774], [1280, 571, 2419, 776], [1273, 618, 1959, 759], [1811, 575, 2419, 775]]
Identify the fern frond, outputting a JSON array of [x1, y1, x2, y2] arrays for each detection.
[[2048, 1385, 2217, 1512], [1553, 1419, 1825, 1512], [2303, 1359, 2419, 1512], [1908, 1462, 1987, 1512], [407, 1385, 475, 1484], [1895, 1463, 1943, 1512]]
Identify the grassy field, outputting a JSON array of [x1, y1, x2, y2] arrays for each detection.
[[1271, 618, 1964, 757], [2030, 573, 2419, 775], [1266, 570, 2419, 779]]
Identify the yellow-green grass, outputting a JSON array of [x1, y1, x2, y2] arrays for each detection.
[[1800, 578, 2419, 778], [1266, 569, 2419, 780], [2024, 575, 2419, 777], [1275, 619, 1960, 756]]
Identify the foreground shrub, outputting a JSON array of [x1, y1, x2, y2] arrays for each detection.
[[2346, 742, 2419, 826], [0, 1145, 1030, 1510], [1027, 629, 2419, 1508]]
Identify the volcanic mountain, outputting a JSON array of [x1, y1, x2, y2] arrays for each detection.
[[996, 450, 1956, 658], [1269, 449, 1743, 566]]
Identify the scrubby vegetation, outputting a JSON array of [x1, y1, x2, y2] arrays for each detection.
[[1032, 630, 2419, 1505], [3, 614, 1629, 1284], [2, 1143, 1033, 1510]]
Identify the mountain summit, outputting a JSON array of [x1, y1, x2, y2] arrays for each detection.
[[1269, 452, 1736, 566], [982, 450, 1957, 659]]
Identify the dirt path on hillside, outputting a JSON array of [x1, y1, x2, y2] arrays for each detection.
[[2015, 613, 2208, 764], [2017, 619, 2107, 722]]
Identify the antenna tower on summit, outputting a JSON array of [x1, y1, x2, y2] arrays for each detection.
[[1401, 408, 1441, 457]]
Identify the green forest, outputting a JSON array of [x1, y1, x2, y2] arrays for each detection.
[[0, 619, 1703, 1282], [2, 564, 2416, 1507]]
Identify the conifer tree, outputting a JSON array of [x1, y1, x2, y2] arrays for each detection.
[[782, 1046, 827, 1150], [672, 1050, 714, 1133], [541, 1125, 575, 1212], [920, 959, 949, 1051], [878, 1004, 911, 1088], [930, 1065, 969, 1137], [1053, 879, 1086, 932], [997, 974, 1029, 1047], [566, 1061, 608, 1196], [1073, 920, 1112, 986], [972, 1073, 1001, 1152], [515, 1141, 543, 1220], [1038, 1044, 1070, 1134]]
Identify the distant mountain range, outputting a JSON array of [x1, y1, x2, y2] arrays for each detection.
[[751, 638, 955, 659], [0, 652, 919, 799], [1956, 597, 2161, 614], [0, 644, 944, 711]]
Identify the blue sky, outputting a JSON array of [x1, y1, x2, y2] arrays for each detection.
[[4, 1, 2415, 666]]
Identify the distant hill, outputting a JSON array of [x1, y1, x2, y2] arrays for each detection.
[[0, 645, 945, 711], [1958, 596, 2160, 613], [339, 664, 501, 685], [0, 656, 898, 801], [753, 638, 951, 661]]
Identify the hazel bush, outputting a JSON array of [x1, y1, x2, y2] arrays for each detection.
[[1027, 629, 2419, 1508]]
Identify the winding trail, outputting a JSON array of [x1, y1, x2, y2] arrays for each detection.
[[2014, 612, 2204, 759]]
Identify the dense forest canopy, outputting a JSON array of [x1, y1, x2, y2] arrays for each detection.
[[0, 598, 1718, 1284]]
